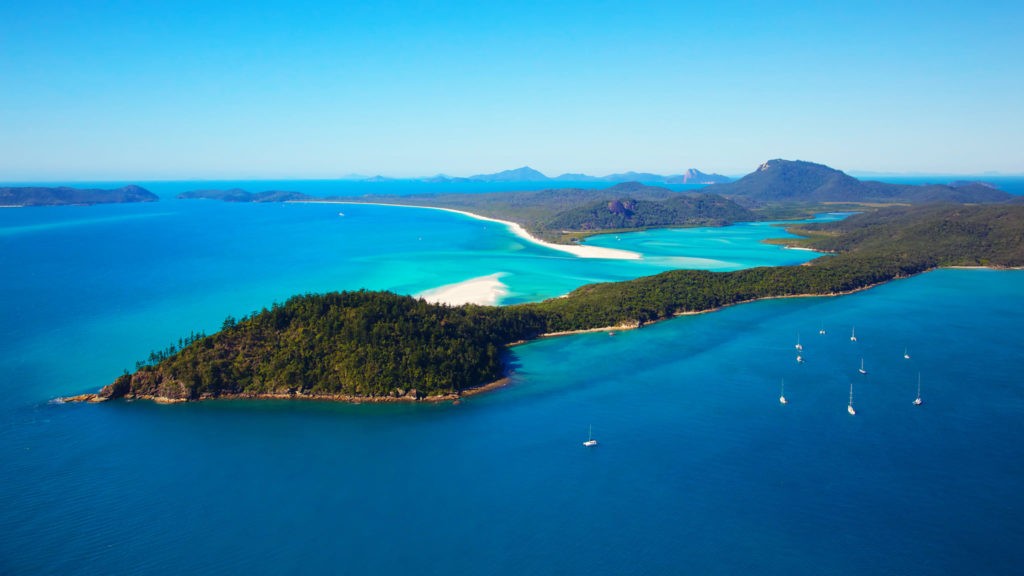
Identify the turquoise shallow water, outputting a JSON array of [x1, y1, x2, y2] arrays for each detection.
[[1, 189, 1022, 575]]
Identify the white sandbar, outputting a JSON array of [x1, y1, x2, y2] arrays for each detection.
[[418, 273, 509, 306]]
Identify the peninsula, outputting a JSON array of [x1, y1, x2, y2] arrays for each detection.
[[0, 185, 158, 207]]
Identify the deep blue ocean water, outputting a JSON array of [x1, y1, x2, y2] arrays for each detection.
[[1, 179, 1023, 575]]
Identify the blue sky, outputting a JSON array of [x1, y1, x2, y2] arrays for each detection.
[[2, 1, 1021, 179]]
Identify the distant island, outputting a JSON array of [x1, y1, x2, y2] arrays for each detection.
[[177, 189, 314, 202], [0, 185, 158, 207]]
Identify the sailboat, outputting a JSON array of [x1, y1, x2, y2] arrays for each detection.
[[795, 333, 803, 351], [858, 358, 867, 375], [796, 353, 804, 364], [818, 323, 826, 335], [913, 373, 923, 406], [779, 378, 788, 405], [850, 326, 857, 342], [848, 382, 856, 415], [904, 347, 911, 360], [583, 425, 598, 447]]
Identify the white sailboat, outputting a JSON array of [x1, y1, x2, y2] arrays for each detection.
[[850, 326, 857, 342], [819, 323, 826, 335], [848, 382, 856, 415], [779, 378, 788, 405], [858, 358, 867, 375], [583, 425, 598, 447], [796, 353, 804, 364], [913, 372, 923, 406], [795, 333, 803, 351], [904, 347, 911, 360]]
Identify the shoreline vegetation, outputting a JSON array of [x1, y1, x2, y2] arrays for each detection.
[[62, 203, 1024, 406]]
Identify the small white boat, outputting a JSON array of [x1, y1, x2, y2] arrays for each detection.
[[913, 373, 923, 406], [583, 425, 598, 447], [850, 327, 857, 342], [858, 358, 867, 375], [796, 354, 804, 364], [904, 347, 911, 360], [779, 378, 788, 405], [848, 382, 856, 415], [795, 333, 803, 351], [337, 212, 345, 217], [818, 324, 826, 335]]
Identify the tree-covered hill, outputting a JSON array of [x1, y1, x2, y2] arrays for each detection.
[[103, 291, 548, 402], [85, 204, 1024, 404], [710, 159, 1012, 204], [541, 194, 754, 231]]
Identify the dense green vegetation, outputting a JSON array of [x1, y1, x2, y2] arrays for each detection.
[[105, 292, 547, 401], [543, 195, 753, 231], [98, 204, 1024, 403], [0, 185, 158, 206], [789, 204, 1024, 266]]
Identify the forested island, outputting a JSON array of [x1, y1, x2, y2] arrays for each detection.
[[0, 185, 158, 207], [69, 203, 1024, 404]]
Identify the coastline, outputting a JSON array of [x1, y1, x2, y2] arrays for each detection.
[[56, 255, 1022, 408], [57, 280, 893, 407], [60, 378, 513, 406], [298, 200, 643, 260]]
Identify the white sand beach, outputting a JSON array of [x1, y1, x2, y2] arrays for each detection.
[[317, 201, 642, 260], [418, 273, 509, 306]]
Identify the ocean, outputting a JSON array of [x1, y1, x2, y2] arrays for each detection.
[[1, 179, 1022, 575]]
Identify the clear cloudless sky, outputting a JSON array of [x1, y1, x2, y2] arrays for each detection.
[[1, 0, 1022, 180]]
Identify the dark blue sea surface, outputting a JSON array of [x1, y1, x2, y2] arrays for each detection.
[[1, 183, 1022, 575]]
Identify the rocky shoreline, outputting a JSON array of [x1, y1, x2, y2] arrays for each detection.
[[60, 378, 511, 406]]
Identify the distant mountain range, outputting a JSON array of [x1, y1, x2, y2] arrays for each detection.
[[377, 166, 731, 185], [711, 159, 1012, 204]]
